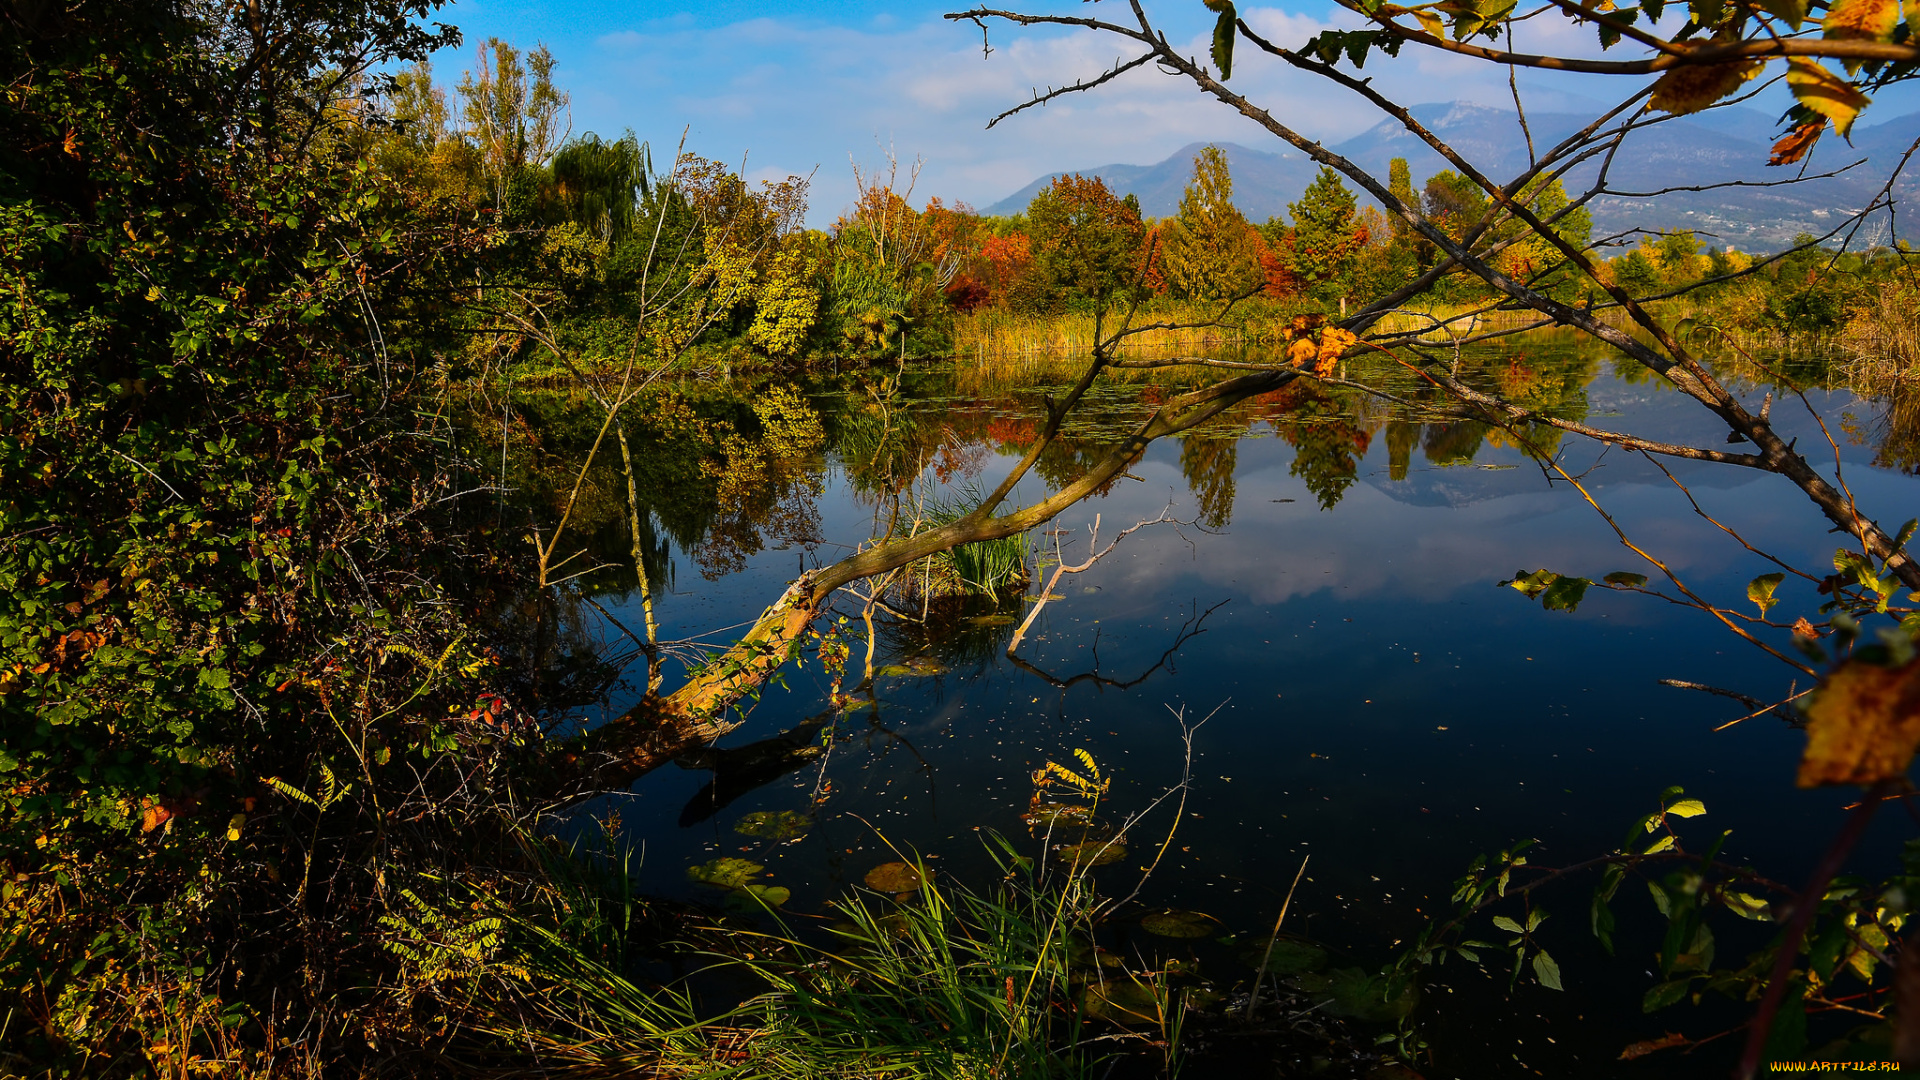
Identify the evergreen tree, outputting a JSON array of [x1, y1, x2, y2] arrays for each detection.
[[1014, 174, 1146, 313], [1287, 166, 1360, 308], [1160, 145, 1264, 300], [1386, 157, 1417, 242]]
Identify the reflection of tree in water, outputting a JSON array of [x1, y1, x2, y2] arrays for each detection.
[[1263, 384, 1372, 509], [1844, 393, 1920, 475], [1421, 420, 1485, 465], [1179, 435, 1238, 527], [1385, 420, 1420, 481]]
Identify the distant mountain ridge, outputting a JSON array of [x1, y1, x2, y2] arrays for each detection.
[[984, 102, 1920, 250]]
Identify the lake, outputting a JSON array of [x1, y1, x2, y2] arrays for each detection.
[[551, 335, 1913, 1077]]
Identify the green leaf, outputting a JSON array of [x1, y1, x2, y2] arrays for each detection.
[[1527, 908, 1547, 931], [1502, 569, 1557, 598], [1592, 894, 1617, 954], [1643, 978, 1690, 1012], [1723, 891, 1773, 921], [1540, 575, 1592, 612], [1747, 572, 1786, 615], [1664, 798, 1707, 818], [1760, 0, 1809, 26], [1647, 881, 1672, 916], [1211, 7, 1237, 79], [1643, 834, 1678, 854], [1532, 949, 1564, 990], [1492, 915, 1526, 934], [1604, 571, 1649, 587]]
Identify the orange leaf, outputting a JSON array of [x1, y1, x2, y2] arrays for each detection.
[[1649, 56, 1763, 116], [1287, 337, 1319, 368], [1769, 122, 1826, 166], [1796, 658, 1920, 787], [1619, 1032, 1690, 1060], [1824, 0, 1900, 40]]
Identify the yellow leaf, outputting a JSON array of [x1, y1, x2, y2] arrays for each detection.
[[1414, 8, 1445, 35], [1317, 328, 1358, 374], [1287, 336, 1319, 368], [1786, 59, 1872, 139], [1796, 658, 1920, 787], [1825, 0, 1900, 40], [1649, 56, 1763, 116]]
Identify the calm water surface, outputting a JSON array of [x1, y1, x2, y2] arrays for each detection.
[[569, 339, 1917, 1077]]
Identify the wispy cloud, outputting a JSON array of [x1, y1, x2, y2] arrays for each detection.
[[427, 0, 1910, 225]]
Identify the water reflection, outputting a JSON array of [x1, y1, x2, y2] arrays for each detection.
[[506, 332, 1920, 1077]]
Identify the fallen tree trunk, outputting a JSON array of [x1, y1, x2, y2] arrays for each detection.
[[558, 364, 1302, 799]]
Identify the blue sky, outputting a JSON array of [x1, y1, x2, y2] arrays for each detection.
[[421, 1, 1915, 227]]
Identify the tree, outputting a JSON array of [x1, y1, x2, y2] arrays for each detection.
[[1287, 166, 1361, 310], [1159, 145, 1264, 300], [1013, 173, 1146, 313], [549, 131, 648, 241], [456, 38, 569, 208], [938, 5, 1920, 1072], [1386, 157, 1417, 244]]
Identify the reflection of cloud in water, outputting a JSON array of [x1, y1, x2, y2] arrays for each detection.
[[1025, 433, 1864, 613]]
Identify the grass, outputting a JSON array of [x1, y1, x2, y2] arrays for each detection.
[[471, 832, 1145, 1079], [1836, 282, 1920, 393]]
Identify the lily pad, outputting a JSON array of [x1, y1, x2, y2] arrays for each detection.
[[723, 882, 791, 911], [862, 861, 924, 893], [733, 810, 815, 840], [687, 857, 762, 890], [1289, 966, 1419, 1023], [1052, 840, 1126, 867], [1081, 978, 1161, 1024], [1022, 801, 1099, 829], [877, 656, 949, 678], [966, 614, 1017, 627], [1140, 909, 1217, 939], [1244, 938, 1328, 976]]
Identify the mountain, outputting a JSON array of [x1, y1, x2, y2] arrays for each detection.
[[984, 140, 1324, 224], [985, 103, 1920, 250]]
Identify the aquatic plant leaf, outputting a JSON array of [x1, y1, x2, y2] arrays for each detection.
[[1082, 977, 1161, 1024], [863, 861, 924, 893], [733, 810, 815, 840], [965, 614, 1017, 627], [1243, 939, 1327, 974], [688, 857, 763, 890], [725, 883, 791, 911], [1023, 801, 1099, 829], [1053, 840, 1127, 867], [1293, 967, 1419, 1022], [1797, 658, 1920, 787], [1141, 909, 1218, 938]]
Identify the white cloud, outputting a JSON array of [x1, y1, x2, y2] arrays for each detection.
[[437, 0, 1920, 225]]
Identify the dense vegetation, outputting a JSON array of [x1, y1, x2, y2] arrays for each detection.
[[10, 0, 1920, 1076]]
